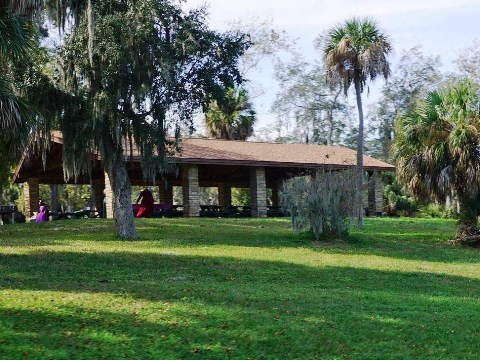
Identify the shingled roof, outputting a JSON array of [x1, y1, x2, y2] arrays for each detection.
[[14, 133, 394, 183], [176, 138, 394, 170]]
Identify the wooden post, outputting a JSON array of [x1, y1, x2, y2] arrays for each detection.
[[182, 165, 200, 217], [50, 184, 59, 213], [250, 167, 267, 217], [218, 183, 232, 207], [159, 182, 173, 203], [24, 178, 39, 221], [271, 182, 280, 207], [92, 178, 105, 217]]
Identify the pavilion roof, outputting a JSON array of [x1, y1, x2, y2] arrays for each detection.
[[14, 132, 394, 183], [175, 138, 394, 170]]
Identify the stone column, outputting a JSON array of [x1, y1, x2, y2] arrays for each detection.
[[375, 172, 385, 215], [104, 172, 114, 219], [368, 171, 383, 216], [24, 177, 39, 221], [250, 167, 267, 217], [218, 183, 232, 207], [182, 165, 200, 217], [159, 182, 173, 203], [92, 179, 105, 217]]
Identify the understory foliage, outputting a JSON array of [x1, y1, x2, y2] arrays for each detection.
[[281, 170, 356, 241], [383, 174, 418, 216]]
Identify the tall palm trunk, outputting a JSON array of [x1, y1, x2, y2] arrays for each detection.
[[354, 74, 364, 226]]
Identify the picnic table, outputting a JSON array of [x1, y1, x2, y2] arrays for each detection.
[[267, 206, 285, 217], [200, 205, 230, 217], [50, 209, 92, 220], [228, 205, 251, 217], [132, 203, 182, 218]]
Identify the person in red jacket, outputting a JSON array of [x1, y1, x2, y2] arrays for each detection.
[[136, 188, 154, 218]]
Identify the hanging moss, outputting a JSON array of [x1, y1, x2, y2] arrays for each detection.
[[43, 0, 249, 184]]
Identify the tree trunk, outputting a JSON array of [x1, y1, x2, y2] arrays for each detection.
[[457, 196, 478, 236], [326, 107, 334, 146], [0, 185, 3, 226], [102, 135, 137, 239], [326, 89, 341, 146], [354, 75, 364, 227]]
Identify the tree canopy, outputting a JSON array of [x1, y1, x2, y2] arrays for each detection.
[[36, 0, 249, 238], [393, 80, 480, 238], [205, 87, 255, 140], [272, 53, 350, 145], [368, 46, 442, 161]]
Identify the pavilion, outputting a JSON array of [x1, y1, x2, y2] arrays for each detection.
[[14, 132, 395, 220]]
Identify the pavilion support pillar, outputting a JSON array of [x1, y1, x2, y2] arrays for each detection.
[[271, 182, 280, 207], [250, 167, 267, 217], [92, 179, 105, 217], [104, 172, 114, 219], [159, 182, 173, 203], [182, 165, 200, 217], [218, 183, 232, 207], [24, 177, 39, 221], [375, 172, 385, 215], [368, 171, 384, 216]]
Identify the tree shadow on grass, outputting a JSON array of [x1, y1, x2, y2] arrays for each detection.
[[2, 217, 477, 265], [1, 251, 480, 358], [130, 217, 480, 266]]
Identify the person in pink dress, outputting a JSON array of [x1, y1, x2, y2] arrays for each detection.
[[36, 200, 49, 222], [136, 188, 154, 218]]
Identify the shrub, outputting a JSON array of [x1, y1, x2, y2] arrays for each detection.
[[281, 170, 357, 241], [417, 203, 459, 219], [383, 177, 418, 216]]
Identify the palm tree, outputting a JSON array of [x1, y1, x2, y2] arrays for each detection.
[[0, 0, 38, 152], [323, 17, 392, 225], [393, 80, 480, 240], [205, 87, 256, 140]]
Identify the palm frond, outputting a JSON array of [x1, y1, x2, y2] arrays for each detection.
[[394, 79, 480, 225], [0, 76, 33, 155], [323, 17, 392, 92], [0, 10, 36, 60]]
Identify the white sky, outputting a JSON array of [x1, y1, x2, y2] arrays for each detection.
[[184, 0, 480, 131]]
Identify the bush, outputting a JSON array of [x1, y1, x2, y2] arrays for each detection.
[[417, 203, 458, 219], [383, 178, 418, 216], [281, 170, 357, 241]]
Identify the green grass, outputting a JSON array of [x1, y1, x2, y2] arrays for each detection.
[[0, 217, 479, 359]]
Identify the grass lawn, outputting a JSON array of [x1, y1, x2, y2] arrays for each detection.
[[1, 217, 479, 359]]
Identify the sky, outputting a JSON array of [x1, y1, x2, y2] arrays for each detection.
[[183, 0, 480, 134]]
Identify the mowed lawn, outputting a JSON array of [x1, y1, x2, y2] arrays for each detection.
[[1, 217, 479, 359]]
